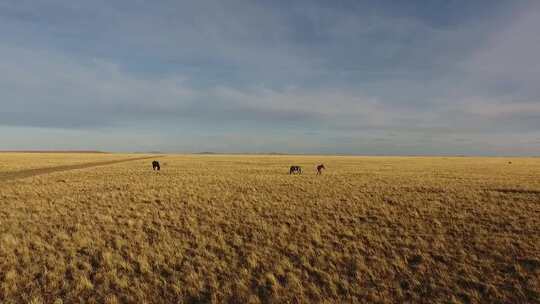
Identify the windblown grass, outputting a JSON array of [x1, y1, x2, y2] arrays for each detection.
[[0, 153, 136, 173], [1, 154, 539, 303]]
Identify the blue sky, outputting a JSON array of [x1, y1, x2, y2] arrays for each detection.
[[1, 0, 539, 155]]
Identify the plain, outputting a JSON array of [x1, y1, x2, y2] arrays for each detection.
[[0, 154, 539, 303]]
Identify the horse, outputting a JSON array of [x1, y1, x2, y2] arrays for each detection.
[[152, 161, 160, 171], [289, 166, 302, 175], [316, 164, 325, 175]]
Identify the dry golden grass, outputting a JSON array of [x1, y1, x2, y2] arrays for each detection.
[[0, 153, 138, 173], [1, 154, 539, 303]]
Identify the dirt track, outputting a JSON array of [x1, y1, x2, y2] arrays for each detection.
[[0, 156, 159, 182]]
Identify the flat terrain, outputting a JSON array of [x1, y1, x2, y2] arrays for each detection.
[[0, 155, 155, 182], [0, 153, 139, 173], [1, 154, 539, 303]]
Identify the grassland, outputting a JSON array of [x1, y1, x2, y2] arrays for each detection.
[[0, 154, 539, 303], [0, 153, 138, 173]]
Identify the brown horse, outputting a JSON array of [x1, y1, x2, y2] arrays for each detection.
[[316, 164, 325, 175]]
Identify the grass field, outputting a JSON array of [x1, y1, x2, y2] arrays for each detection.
[[0, 153, 136, 173], [1, 154, 539, 303]]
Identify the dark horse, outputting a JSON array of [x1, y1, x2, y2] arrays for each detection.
[[316, 164, 325, 175], [152, 160, 160, 171], [289, 166, 302, 174]]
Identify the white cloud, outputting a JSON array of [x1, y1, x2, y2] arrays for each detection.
[[0, 43, 416, 130], [458, 98, 540, 118], [460, 3, 540, 98], [0, 1, 539, 154]]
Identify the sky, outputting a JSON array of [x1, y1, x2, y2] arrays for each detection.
[[1, 0, 539, 155]]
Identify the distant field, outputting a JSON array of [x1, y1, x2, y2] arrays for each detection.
[[0, 152, 140, 173], [1, 154, 539, 303]]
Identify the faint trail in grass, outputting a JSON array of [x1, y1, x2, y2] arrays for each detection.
[[487, 188, 540, 195], [0, 156, 161, 182]]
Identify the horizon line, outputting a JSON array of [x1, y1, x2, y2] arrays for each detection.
[[0, 150, 538, 158]]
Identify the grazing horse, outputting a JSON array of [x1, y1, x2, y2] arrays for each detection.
[[289, 166, 302, 175], [152, 160, 160, 171], [316, 164, 325, 175]]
